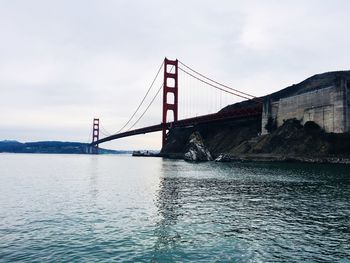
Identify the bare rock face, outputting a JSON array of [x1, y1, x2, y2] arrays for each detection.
[[184, 132, 212, 162]]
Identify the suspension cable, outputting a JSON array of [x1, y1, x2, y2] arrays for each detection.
[[100, 131, 109, 137], [178, 66, 258, 101], [101, 126, 111, 136], [126, 65, 175, 131], [127, 83, 163, 131], [116, 60, 164, 133], [178, 60, 262, 102]]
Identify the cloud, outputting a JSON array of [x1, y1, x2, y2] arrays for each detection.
[[1, 0, 350, 149]]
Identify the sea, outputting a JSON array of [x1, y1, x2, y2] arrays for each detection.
[[0, 153, 349, 262]]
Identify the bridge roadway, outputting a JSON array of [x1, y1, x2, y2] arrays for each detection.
[[91, 104, 262, 146]]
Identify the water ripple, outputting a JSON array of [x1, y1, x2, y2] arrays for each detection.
[[0, 155, 349, 262]]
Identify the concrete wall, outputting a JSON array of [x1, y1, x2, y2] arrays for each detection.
[[261, 100, 279, 135], [346, 81, 350, 132], [261, 80, 349, 134], [261, 99, 271, 135]]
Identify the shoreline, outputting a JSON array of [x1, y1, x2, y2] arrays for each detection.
[[157, 153, 350, 164], [217, 154, 350, 165]]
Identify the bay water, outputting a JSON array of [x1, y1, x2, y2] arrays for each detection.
[[0, 154, 349, 262]]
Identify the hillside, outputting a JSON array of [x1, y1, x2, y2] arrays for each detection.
[[219, 119, 350, 163], [161, 70, 350, 163], [0, 141, 129, 154]]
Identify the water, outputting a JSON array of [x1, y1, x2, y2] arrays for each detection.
[[0, 154, 349, 262]]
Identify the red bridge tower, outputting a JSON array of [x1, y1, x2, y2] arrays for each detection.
[[162, 58, 178, 147], [91, 118, 100, 154]]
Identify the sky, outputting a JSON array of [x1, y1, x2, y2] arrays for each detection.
[[1, 0, 350, 150]]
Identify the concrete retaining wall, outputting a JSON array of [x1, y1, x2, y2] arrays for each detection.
[[262, 79, 349, 134]]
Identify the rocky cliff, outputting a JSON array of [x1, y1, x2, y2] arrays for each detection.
[[160, 116, 261, 160], [161, 118, 350, 163]]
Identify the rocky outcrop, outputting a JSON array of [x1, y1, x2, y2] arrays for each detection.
[[184, 132, 212, 162], [160, 117, 261, 159]]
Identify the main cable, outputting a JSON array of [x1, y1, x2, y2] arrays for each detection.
[[101, 126, 111, 136], [127, 65, 175, 131], [127, 83, 163, 131], [116, 60, 164, 134], [178, 66, 255, 101], [178, 60, 262, 102]]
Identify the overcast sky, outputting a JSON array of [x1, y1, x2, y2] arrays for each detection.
[[1, 0, 350, 150]]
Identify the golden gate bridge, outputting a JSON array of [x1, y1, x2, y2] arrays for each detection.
[[89, 58, 263, 153]]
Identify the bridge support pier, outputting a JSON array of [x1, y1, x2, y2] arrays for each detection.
[[162, 58, 178, 147]]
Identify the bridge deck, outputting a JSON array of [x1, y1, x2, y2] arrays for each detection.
[[91, 105, 262, 145]]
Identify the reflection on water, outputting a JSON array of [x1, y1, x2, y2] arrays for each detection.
[[0, 154, 349, 262], [153, 161, 350, 262]]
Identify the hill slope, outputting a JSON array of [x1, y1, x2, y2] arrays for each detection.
[[161, 70, 350, 163], [0, 141, 128, 154]]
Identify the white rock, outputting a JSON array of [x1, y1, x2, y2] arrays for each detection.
[[184, 132, 212, 162]]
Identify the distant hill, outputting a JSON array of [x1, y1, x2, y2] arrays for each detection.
[[0, 140, 131, 154]]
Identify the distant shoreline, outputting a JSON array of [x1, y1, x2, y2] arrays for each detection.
[[0, 140, 131, 155]]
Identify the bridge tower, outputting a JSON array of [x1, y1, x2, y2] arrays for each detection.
[[162, 58, 178, 147], [91, 118, 100, 154]]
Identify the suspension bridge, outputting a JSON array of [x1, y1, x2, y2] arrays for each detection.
[[89, 58, 263, 153]]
